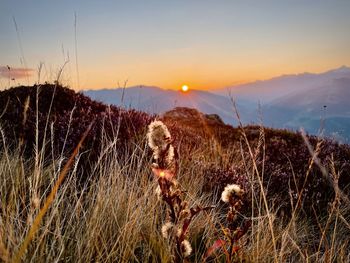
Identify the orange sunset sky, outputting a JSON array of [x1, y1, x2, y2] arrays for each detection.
[[1, 0, 349, 91]]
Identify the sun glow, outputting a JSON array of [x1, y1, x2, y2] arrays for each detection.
[[181, 85, 189, 92]]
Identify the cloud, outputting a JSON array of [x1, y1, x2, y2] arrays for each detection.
[[0, 66, 34, 79]]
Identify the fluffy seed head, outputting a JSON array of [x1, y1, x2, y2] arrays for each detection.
[[161, 222, 174, 239], [147, 120, 171, 151], [181, 239, 192, 257], [221, 184, 244, 203]]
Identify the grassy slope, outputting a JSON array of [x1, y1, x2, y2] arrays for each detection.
[[0, 85, 350, 262]]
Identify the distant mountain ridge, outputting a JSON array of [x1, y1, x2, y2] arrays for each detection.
[[84, 66, 350, 143], [212, 65, 350, 103], [84, 86, 254, 125]]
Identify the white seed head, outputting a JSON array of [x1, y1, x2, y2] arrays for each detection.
[[181, 239, 192, 257], [147, 120, 171, 151], [221, 184, 243, 203], [161, 222, 174, 239]]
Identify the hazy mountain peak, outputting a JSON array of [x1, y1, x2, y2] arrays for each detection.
[[327, 65, 350, 74]]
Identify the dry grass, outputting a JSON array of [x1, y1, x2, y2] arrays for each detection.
[[0, 140, 220, 262], [0, 135, 349, 263], [0, 101, 349, 262]]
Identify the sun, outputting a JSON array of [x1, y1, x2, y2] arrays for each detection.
[[181, 85, 189, 92]]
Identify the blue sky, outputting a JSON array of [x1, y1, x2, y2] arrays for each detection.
[[1, 0, 349, 90]]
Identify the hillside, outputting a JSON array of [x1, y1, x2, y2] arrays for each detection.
[[0, 84, 153, 176], [1, 84, 350, 262], [161, 107, 350, 214], [1, 85, 350, 212]]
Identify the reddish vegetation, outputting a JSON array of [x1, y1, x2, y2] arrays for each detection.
[[162, 107, 350, 216], [0, 84, 153, 175]]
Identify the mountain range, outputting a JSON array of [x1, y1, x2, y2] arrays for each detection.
[[84, 66, 350, 143]]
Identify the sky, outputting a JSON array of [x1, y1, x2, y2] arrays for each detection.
[[0, 0, 350, 91]]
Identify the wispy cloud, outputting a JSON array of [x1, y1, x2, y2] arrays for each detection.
[[0, 66, 34, 79]]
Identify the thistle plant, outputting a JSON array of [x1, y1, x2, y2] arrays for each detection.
[[147, 120, 212, 262]]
